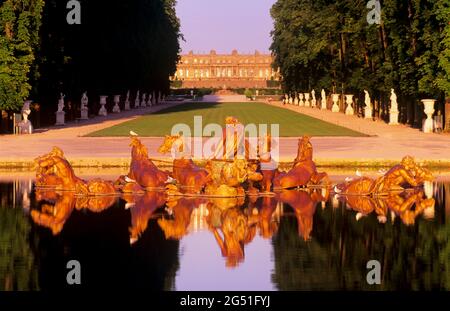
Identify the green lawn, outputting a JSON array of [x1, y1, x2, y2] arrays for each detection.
[[86, 102, 365, 137]]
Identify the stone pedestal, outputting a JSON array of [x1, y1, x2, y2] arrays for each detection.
[[304, 93, 310, 107], [422, 99, 436, 133], [80, 108, 89, 120], [99, 96, 108, 116], [364, 107, 373, 119], [345, 95, 354, 115], [331, 94, 340, 112], [321, 98, 327, 110], [389, 110, 399, 125], [55, 111, 65, 125]]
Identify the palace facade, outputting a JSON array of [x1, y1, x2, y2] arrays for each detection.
[[172, 50, 280, 89]]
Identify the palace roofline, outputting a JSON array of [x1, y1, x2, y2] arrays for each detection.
[[182, 49, 272, 56]]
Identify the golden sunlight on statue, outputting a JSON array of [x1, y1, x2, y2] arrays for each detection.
[[336, 156, 434, 196]]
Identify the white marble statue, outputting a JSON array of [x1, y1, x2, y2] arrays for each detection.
[[55, 93, 66, 125], [135, 90, 140, 108], [321, 89, 327, 110], [152, 91, 156, 106], [311, 90, 316, 108], [18, 100, 33, 134], [364, 90, 372, 119], [389, 88, 399, 125], [80, 92, 89, 120], [284, 94, 289, 104], [288, 95, 293, 105], [141, 93, 147, 108], [147, 94, 153, 107], [57, 93, 65, 112], [124, 90, 131, 110]]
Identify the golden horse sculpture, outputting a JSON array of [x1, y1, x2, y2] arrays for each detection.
[[342, 190, 435, 226], [126, 133, 172, 190], [206, 204, 256, 268], [278, 189, 329, 241], [336, 156, 434, 196], [158, 135, 211, 194], [34, 147, 117, 195], [31, 190, 117, 235], [273, 136, 329, 190]]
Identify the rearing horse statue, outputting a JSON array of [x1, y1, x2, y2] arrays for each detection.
[[273, 136, 329, 189], [128, 133, 170, 189], [158, 134, 211, 193]]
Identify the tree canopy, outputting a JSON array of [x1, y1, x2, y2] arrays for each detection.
[[270, 0, 450, 125], [0, 0, 182, 112]]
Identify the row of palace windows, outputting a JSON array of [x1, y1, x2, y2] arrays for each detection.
[[182, 58, 271, 65], [176, 68, 274, 78]]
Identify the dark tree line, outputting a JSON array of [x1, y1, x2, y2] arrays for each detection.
[[270, 0, 450, 126], [1, 0, 181, 128]]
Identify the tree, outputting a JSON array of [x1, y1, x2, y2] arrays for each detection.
[[0, 0, 44, 111], [33, 0, 181, 125], [270, 0, 450, 125], [436, 0, 450, 97]]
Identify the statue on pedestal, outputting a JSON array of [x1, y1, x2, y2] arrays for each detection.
[[80, 92, 89, 120], [311, 90, 316, 108], [124, 90, 131, 110], [389, 89, 399, 125], [18, 100, 33, 134], [321, 89, 327, 110], [141, 93, 147, 108], [364, 90, 372, 119], [55, 93, 66, 125], [134, 90, 140, 108]]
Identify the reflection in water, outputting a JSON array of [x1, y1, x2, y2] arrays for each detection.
[[0, 177, 449, 290]]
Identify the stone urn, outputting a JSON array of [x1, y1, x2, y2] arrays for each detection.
[[299, 93, 304, 107], [421, 99, 436, 133], [304, 93, 310, 107], [113, 95, 121, 113], [331, 94, 340, 112], [345, 95, 354, 115], [99, 96, 108, 116]]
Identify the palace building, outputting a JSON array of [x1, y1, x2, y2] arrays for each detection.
[[172, 50, 280, 89]]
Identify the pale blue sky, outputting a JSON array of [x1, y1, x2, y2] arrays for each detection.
[[176, 0, 277, 54]]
